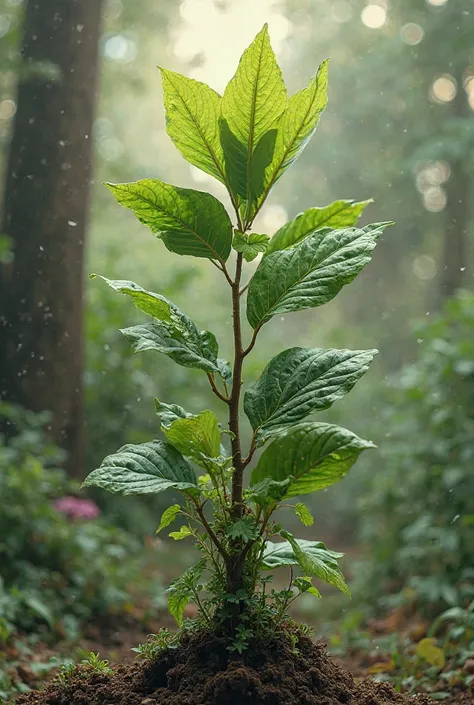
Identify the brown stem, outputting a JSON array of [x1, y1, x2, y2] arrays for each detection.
[[229, 252, 245, 520], [193, 499, 229, 564], [207, 373, 230, 403]]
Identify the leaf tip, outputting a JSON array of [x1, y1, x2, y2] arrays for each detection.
[[89, 273, 97, 280]]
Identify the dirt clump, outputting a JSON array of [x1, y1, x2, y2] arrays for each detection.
[[18, 630, 432, 705]]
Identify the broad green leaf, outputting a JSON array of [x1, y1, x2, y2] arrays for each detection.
[[281, 530, 350, 597], [255, 60, 329, 213], [246, 222, 391, 329], [91, 275, 173, 320], [162, 410, 221, 464], [250, 422, 375, 498], [94, 277, 231, 380], [244, 347, 377, 443], [262, 538, 344, 568], [82, 440, 198, 496], [167, 560, 206, 627], [169, 525, 194, 541], [265, 199, 372, 255], [154, 399, 193, 428], [247, 477, 292, 507], [227, 517, 259, 542], [233, 232, 270, 262], [160, 68, 226, 183], [156, 504, 181, 534], [106, 179, 232, 262], [294, 502, 314, 527], [220, 24, 286, 212]]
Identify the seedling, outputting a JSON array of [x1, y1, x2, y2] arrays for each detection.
[[83, 24, 390, 648]]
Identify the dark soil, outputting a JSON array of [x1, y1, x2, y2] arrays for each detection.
[[18, 630, 432, 705]]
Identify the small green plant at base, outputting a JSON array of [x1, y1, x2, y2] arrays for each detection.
[[131, 629, 178, 660], [83, 24, 390, 648], [79, 652, 113, 676], [56, 662, 77, 686]]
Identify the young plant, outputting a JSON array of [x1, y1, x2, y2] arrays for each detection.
[[83, 25, 391, 645]]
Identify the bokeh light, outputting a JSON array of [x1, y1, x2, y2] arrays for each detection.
[[400, 23, 424, 45], [429, 74, 457, 103], [412, 255, 437, 280], [0, 99, 16, 120], [426, 0, 448, 6], [361, 4, 387, 29], [423, 187, 447, 212]]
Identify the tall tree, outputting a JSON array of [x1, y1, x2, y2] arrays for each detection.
[[0, 0, 104, 476]]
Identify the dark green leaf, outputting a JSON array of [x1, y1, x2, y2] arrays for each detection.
[[156, 504, 181, 534], [246, 222, 391, 329], [244, 347, 377, 443], [265, 199, 372, 255], [82, 441, 198, 495], [227, 517, 259, 542], [162, 410, 221, 463], [250, 422, 375, 498], [220, 24, 286, 212], [281, 530, 350, 596], [247, 477, 292, 507], [154, 399, 193, 428], [262, 537, 343, 568], [160, 68, 226, 183], [106, 179, 232, 262]]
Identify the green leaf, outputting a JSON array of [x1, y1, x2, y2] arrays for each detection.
[[82, 440, 198, 496], [227, 517, 259, 542], [154, 399, 193, 428], [220, 24, 286, 212], [262, 538, 343, 568], [93, 276, 231, 380], [294, 502, 314, 527], [160, 68, 226, 183], [280, 530, 350, 597], [247, 477, 292, 507], [244, 347, 377, 443], [251, 422, 375, 499], [294, 577, 321, 598], [265, 199, 372, 255], [169, 525, 194, 541], [233, 232, 270, 262], [256, 59, 329, 212], [106, 179, 232, 262], [246, 222, 391, 329], [156, 504, 181, 534], [167, 560, 206, 627], [162, 410, 221, 464]]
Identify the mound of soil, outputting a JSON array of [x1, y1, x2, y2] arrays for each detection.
[[18, 631, 431, 705]]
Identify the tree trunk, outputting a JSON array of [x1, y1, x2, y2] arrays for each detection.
[[0, 0, 104, 477]]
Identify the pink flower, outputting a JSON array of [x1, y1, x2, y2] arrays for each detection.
[[53, 496, 100, 520]]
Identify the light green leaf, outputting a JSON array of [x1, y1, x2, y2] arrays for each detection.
[[156, 504, 181, 534], [262, 538, 343, 568], [233, 232, 270, 262], [281, 530, 350, 597], [251, 422, 375, 499], [106, 179, 232, 262], [256, 59, 329, 213], [82, 440, 198, 496], [94, 276, 231, 379], [226, 517, 259, 542], [294, 577, 321, 598], [167, 560, 206, 627], [169, 525, 194, 541], [162, 410, 221, 464], [265, 199, 372, 255], [154, 399, 193, 428], [247, 477, 292, 507], [244, 347, 377, 443], [160, 68, 226, 183], [246, 222, 391, 329], [294, 502, 314, 527], [220, 24, 286, 212]]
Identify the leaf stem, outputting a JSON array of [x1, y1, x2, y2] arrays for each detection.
[[229, 252, 245, 519], [207, 373, 230, 403], [242, 323, 262, 358], [192, 498, 229, 564]]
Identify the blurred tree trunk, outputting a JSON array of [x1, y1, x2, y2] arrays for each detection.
[[0, 0, 104, 477], [439, 72, 471, 303]]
